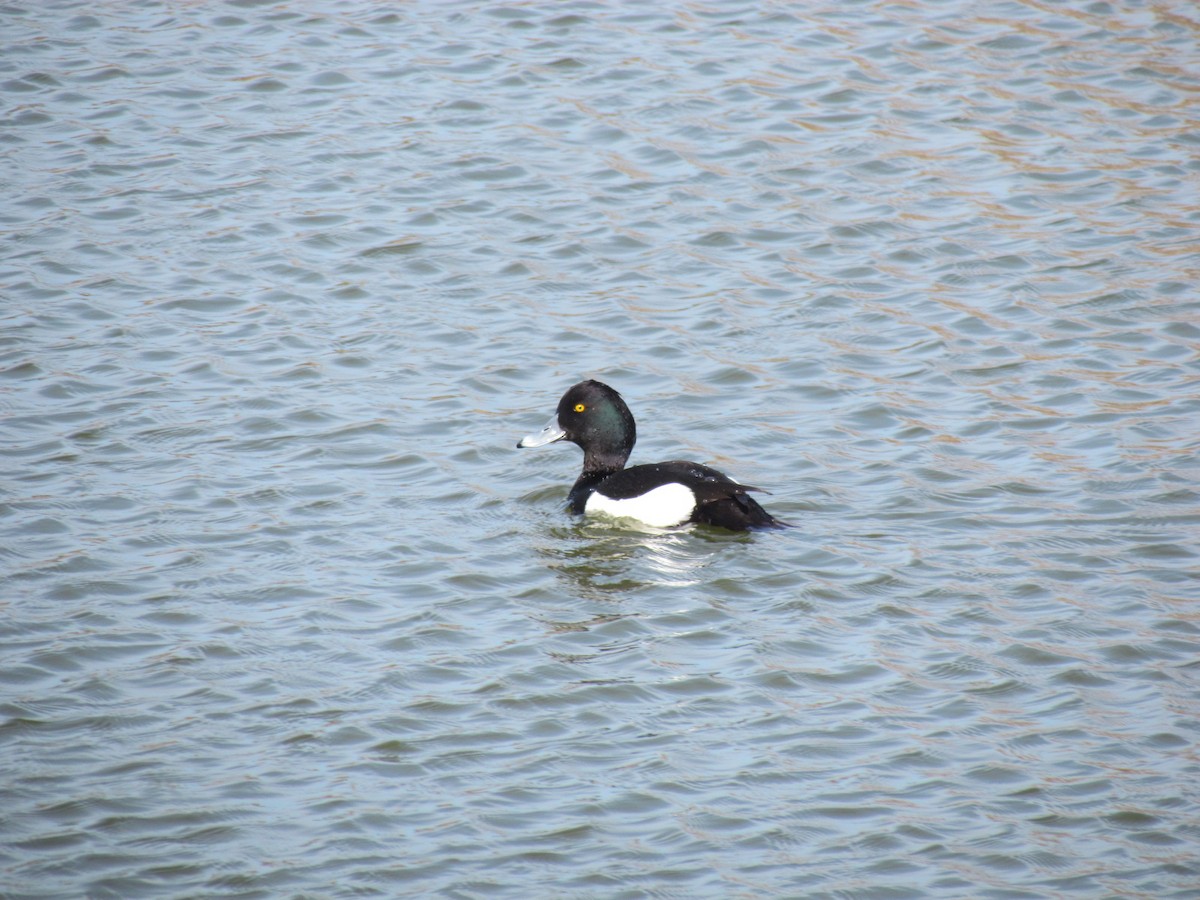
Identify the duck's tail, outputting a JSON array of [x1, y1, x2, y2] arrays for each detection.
[[693, 492, 791, 531]]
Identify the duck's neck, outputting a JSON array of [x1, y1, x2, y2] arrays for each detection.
[[567, 450, 628, 514]]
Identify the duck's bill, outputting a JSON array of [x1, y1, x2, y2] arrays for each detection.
[[517, 416, 566, 448]]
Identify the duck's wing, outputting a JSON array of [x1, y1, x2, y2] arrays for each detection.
[[653, 461, 786, 530], [596, 461, 787, 530]]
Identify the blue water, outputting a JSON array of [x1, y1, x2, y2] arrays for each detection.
[[2, 1, 1198, 897]]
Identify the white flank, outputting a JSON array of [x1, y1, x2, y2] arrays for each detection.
[[585, 482, 696, 528]]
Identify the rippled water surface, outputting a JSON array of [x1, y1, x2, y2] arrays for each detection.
[[3, 1, 1199, 897]]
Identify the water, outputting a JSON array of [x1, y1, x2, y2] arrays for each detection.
[[2, 1, 1198, 896]]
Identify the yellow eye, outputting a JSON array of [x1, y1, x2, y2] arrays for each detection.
[[573, 403, 586, 413]]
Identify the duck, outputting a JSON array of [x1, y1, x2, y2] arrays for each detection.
[[517, 379, 787, 531]]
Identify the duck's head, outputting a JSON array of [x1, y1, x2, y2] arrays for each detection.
[[517, 379, 636, 471]]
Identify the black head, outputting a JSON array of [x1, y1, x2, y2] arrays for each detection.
[[555, 380, 636, 455], [518, 379, 636, 473]]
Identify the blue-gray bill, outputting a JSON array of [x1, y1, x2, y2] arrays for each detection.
[[517, 415, 566, 448]]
